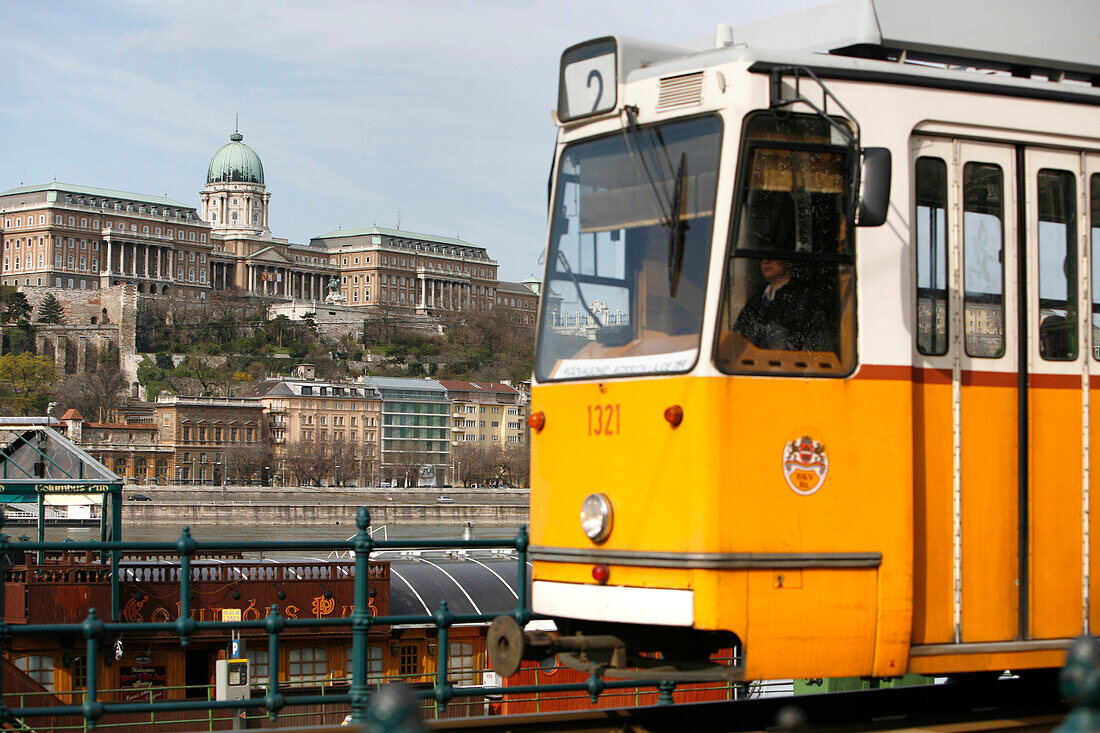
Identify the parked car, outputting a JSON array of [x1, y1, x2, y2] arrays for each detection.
[[127, 494, 152, 502], [437, 496, 454, 504]]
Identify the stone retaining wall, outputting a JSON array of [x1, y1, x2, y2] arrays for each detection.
[[123, 502, 528, 526]]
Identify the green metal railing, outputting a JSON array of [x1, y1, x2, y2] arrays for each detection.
[[0, 507, 684, 729]]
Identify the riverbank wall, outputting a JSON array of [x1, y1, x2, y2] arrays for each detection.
[[118, 485, 530, 526]]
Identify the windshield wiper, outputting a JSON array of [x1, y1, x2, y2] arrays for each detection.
[[620, 108, 689, 297], [668, 152, 688, 297]]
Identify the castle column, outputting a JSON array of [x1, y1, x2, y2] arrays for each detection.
[[105, 240, 114, 275], [143, 245, 150, 278]]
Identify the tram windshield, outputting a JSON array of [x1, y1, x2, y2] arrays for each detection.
[[535, 115, 721, 382]]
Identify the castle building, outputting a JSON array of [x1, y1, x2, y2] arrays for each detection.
[[0, 184, 213, 297], [0, 131, 538, 322], [309, 227, 499, 313], [200, 131, 337, 300]]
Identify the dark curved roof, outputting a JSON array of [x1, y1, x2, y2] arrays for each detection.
[[386, 553, 529, 617]]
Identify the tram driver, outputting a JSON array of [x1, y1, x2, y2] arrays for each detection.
[[734, 258, 831, 351]]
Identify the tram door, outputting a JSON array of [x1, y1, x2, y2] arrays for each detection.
[[915, 138, 1095, 645], [912, 138, 1021, 645], [1024, 148, 1088, 640]]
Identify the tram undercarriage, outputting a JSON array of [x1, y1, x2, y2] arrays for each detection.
[[489, 615, 744, 682]]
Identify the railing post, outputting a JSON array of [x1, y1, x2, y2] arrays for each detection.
[[36, 494, 44, 565], [175, 527, 197, 646], [81, 608, 105, 726], [657, 680, 676, 705], [433, 601, 454, 714], [1056, 634, 1100, 732], [264, 604, 285, 721], [111, 486, 122, 620], [350, 507, 374, 725], [513, 526, 530, 626], [0, 514, 8, 727]]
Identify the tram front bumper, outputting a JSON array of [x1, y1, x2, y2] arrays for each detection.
[[533, 580, 694, 626]]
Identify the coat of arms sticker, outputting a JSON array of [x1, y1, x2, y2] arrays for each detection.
[[782, 435, 829, 496]]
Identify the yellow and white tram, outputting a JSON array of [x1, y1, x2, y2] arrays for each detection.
[[500, 0, 1100, 681]]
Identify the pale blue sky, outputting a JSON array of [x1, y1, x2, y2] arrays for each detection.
[[1, 1, 827, 281]]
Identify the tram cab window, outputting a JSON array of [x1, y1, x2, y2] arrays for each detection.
[[535, 115, 721, 382], [716, 112, 856, 376]]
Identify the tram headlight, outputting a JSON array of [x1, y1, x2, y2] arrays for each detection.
[[580, 493, 613, 544]]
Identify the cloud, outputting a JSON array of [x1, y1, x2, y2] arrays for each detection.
[[2, 0, 831, 279]]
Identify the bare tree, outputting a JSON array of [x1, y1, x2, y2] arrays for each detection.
[[226, 444, 275, 485], [329, 439, 360, 486], [500, 443, 530, 487], [283, 440, 329, 487], [451, 442, 499, 486], [389, 449, 429, 488], [53, 347, 127, 422]]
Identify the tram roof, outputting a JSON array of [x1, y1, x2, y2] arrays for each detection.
[[723, 0, 1100, 80]]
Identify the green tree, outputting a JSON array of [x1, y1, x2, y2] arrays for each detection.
[[0, 353, 56, 415], [36, 294, 64, 324], [0, 286, 32, 325]]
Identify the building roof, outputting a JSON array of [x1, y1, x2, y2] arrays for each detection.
[[383, 552, 526, 617], [495, 281, 537, 296], [85, 423, 158, 430], [0, 420, 120, 486], [60, 409, 83, 421], [437, 380, 520, 395], [207, 131, 264, 185], [366, 376, 447, 394], [244, 379, 379, 399], [311, 226, 482, 251], [0, 182, 189, 209]]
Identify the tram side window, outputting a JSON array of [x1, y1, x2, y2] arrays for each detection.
[[715, 112, 856, 376], [962, 163, 1005, 358], [1091, 174, 1100, 360], [1037, 169, 1077, 361], [916, 157, 948, 355]]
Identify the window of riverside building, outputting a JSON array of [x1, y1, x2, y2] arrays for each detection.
[[14, 655, 54, 692], [287, 647, 326, 686], [1038, 168, 1077, 360], [963, 162, 1006, 358], [399, 644, 420, 676], [449, 641, 477, 686], [245, 649, 269, 688], [715, 112, 856, 377]]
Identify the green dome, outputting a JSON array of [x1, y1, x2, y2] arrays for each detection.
[[207, 132, 264, 185]]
